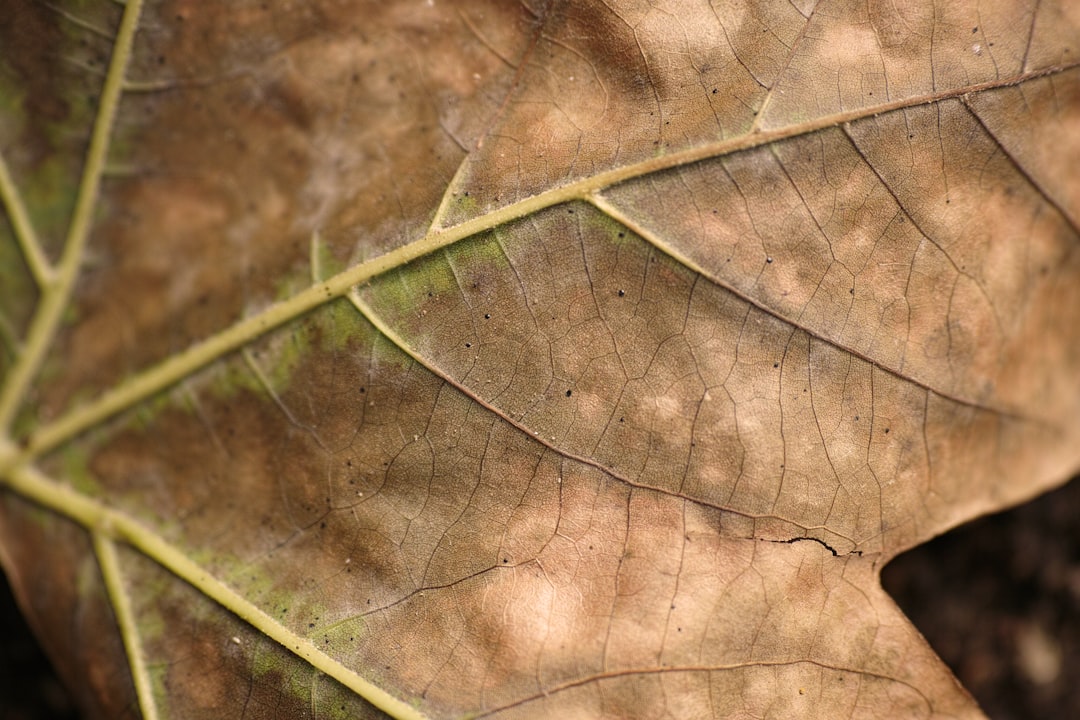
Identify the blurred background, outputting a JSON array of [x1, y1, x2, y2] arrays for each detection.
[[882, 477, 1080, 719]]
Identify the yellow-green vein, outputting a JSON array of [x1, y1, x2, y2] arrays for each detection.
[[0, 150, 53, 288], [7, 463, 429, 720], [94, 533, 160, 720], [0, 0, 144, 433]]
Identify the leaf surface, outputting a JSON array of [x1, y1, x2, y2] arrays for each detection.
[[1, 1, 1079, 718]]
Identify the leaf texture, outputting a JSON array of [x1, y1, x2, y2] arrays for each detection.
[[1, 1, 1079, 718]]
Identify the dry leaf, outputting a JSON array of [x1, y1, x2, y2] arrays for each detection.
[[1, 1, 1078, 718]]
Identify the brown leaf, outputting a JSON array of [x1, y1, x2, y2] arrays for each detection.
[[1, 1, 1078, 718]]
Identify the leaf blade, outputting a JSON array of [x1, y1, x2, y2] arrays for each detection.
[[3, 2, 1079, 718]]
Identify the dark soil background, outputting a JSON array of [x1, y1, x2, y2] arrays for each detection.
[[882, 477, 1080, 719], [1, 478, 1077, 719], [0, 570, 77, 720]]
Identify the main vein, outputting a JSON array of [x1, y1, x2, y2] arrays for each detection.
[[15, 61, 1077, 465]]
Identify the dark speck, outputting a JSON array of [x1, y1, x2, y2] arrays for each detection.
[[618, 289, 625, 297], [566, 389, 573, 397], [484, 313, 491, 319]]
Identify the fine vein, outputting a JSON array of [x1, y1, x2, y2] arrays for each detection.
[[586, 192, 1021, 417], [345, 288, 857, 546]]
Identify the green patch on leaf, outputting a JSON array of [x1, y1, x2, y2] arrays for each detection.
[[57, 441, 105, 497], [207, 296, 368, 402]]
